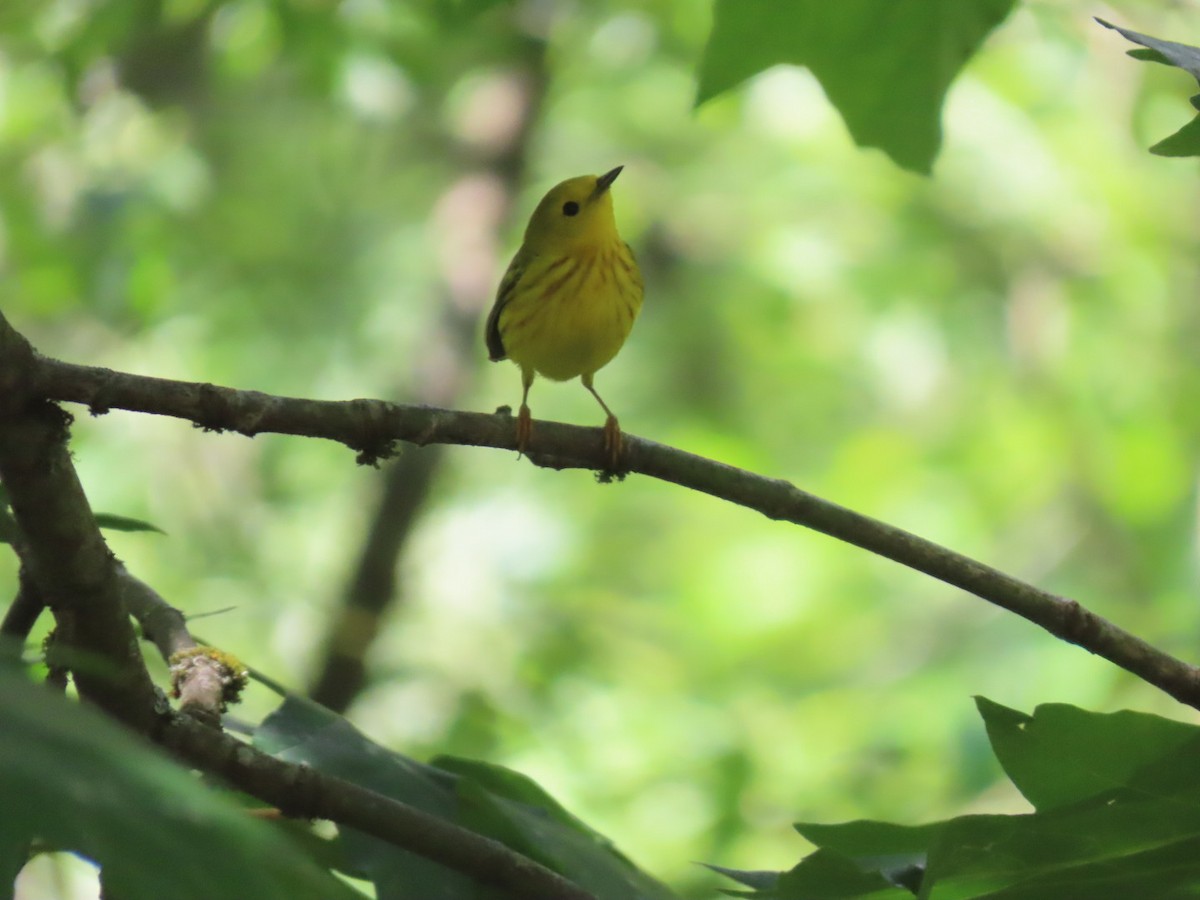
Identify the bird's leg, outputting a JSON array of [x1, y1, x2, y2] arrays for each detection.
[[516, 367, 534, 458], [582, 374, 623, 471]]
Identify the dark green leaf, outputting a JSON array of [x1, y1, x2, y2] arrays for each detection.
[[923, 798, 1200, 897], [256, 695, 677, 900], [775, 849, 911, 898], [704, 864, 780, 890], [795, 819, 938, 858], [0, 661, 363, 900], [696, 0, 1017, 173], [976, 697, 1200, 811], [1150, 117, 1200, 157], [432, 755, 601, 841], [93, 513, 165, 535], [1096, 18, 1200, 157], [256, 695, 482, 899], [718, 702, 1200, 897], [1096, 19, 1200, 81]]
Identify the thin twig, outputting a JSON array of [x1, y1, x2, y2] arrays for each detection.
[[26, 327, 1200, 709], [117, 566, 239, 724]]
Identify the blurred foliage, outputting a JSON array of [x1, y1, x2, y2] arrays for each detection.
[[4, 0, 1200, 898]]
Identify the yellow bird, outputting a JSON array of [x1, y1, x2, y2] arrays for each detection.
[[486, 165, 643, 467]]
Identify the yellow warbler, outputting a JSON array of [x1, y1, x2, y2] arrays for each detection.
[[486, 165, 643, 467]]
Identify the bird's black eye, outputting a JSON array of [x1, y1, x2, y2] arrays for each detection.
[[562, 200, 580, 217]]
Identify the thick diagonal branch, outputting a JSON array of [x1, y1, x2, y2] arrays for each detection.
[[0, 325, 160, 728]]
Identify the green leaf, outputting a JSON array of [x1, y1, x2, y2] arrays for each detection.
[[976, 697, 1200, 811], [0, 660, 363, 900], [793, 819, 933, 894], [696, 0, 1017, 173], [775, 849, 911, 898], [795, 819, 938, 858], [1096, 18, 1200, 157], [1150, 116, 1200, 157], [432, 755, 604, 842], [1096, 19, 1200, 81], [703, 864, 779, 890], [922, 799, 1200, 897], [93, 513, 166, 535], [256, 694, 677, 900], [714, 701, 1200, 897]]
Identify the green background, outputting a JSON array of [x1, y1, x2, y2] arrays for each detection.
[[3, 0, 1199, 896]]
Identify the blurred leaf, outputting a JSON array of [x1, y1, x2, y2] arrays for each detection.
[[1097, 18, 1200, 157], [426, 0, 514, 26], [696, 0, 1017, 172], [256, 695, 677, 900], [0, 660, 363, 900]]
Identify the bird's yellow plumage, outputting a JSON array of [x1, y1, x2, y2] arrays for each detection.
[[486, 166, 643, 466]]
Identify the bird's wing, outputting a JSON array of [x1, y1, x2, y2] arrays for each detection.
[[485, 248, 527, 361]]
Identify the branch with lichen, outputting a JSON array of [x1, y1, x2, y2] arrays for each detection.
[[8, 307, 1200, 710]]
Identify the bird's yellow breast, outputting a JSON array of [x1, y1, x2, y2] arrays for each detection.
[[498, 240, 643, 382]]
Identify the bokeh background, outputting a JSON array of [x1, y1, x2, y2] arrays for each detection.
[[4, 0, 1200, 896]]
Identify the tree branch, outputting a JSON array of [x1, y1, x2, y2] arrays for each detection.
[[24, 315, 1200, 709], [1, 568, 46, 652], [158, 712, 596, 900], [0, 313, 598, 899], [0, 324, 160, 730]]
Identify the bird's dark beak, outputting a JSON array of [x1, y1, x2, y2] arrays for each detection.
[[593, 165, 623, 197]]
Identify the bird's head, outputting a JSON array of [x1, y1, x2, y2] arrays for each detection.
[[522, 166, 624, 251]]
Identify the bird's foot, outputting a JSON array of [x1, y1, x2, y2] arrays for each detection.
[[516, 404, 532, 458]]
